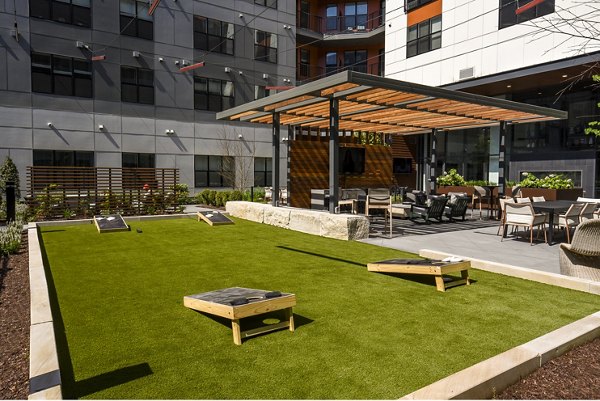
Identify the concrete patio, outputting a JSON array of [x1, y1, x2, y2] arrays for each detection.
[[363, 217, 561, 274]]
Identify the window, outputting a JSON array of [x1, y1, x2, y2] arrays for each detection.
[[194, 155, 233, 187], [326, 51, 337, 75], [31, 52, 92, 97], [255, 0, 277, 9], [326, 4, 338, 31], [30, 0, 91, 27], [33, 150, 94, 166], [299, 48, 310, 78], [405, 0, 436, 11], [194, 16, 234, 55], [121, 66, 154, 104], [377, 48, 385, 76], [344, 50, 367, 73], [254, 157, 272, 187], [499, 0, 555, 29], [122, 153, 155, 168], [120, 0, 153, 40], [344, 2, 367, 30], [407, 15, 441, 58], [255, 86, 274, 100], [254, 30, 278, 63], [194, 77, 234, 112]]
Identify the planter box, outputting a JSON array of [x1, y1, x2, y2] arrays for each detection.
[[436, 186, 475, 196], [507, 187, 583, 201]]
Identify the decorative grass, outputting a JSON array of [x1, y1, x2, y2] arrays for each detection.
[[39, 218, 600, 399]]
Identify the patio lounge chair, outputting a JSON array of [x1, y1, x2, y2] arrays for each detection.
[[411, 195, 448, 223], [444, 195, 470, 221], [559, 219, 600, 281], [554, 203, 584, 243], [579, 202, 597, 222]]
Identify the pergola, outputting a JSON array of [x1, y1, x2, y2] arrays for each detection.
[[216, 71, 567, 212]]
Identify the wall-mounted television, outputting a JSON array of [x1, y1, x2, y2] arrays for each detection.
[[339, 147, 365, 174], [393, 158, 412, 174]]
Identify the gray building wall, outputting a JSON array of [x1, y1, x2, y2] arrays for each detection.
[[0, 0, 295, 194]]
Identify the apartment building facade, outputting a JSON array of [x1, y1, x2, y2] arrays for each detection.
[[0, 0, 295, 194], [385, 0, 600, 197]]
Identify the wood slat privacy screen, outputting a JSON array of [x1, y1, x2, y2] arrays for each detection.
[[27, 166, 180, 219]]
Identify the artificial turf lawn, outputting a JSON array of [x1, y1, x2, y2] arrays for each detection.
[[39, 218, 600, 399]]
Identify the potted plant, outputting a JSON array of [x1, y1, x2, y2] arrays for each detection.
[[436, 169, 474, 196], [507, 172, 583, 200]]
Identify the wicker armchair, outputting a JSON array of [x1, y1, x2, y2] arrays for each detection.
[[559, 219, 600, 281]]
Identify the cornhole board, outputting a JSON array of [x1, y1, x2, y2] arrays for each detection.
[[196, 210, 234, 226], [367, 258, 471, 292], [184, 287, 295, 345], [93, 214, 130, 233]]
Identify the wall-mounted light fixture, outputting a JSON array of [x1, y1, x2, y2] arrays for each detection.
[[132, 50, 140, 58], [165, 129, 175, 135], [98, 124, 105, 130], [262, 73, 269, 79], [47, 122, 53, 128], [159, 57, 164, 62], [224, 67, 231, 73], [238, 134, 243, 139]]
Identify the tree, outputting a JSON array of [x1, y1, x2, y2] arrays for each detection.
[[0, 156, 20, 198], [585, 75, 600, 137], [217, 126, 255, 191]]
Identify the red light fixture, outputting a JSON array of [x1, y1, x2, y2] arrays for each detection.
[[179, 62, 205, 72], [515, 0, 546, 15], [91, 55, 106, 61], [148, 0, 161, 16]]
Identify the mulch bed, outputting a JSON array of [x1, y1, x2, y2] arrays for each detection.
[[0, 234, 30, 400], [0, 230, 598, 399], [498, 337, 600, 399]]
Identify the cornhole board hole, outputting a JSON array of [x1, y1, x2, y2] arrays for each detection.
[[184, 287, 296, 345], [94, 214, 130, 233], [367, 258, 471, 292], [196, 210, 234, 226]]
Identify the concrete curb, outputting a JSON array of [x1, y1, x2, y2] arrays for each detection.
[[28, 223, 62, 400], [398, 249, 600, 399]]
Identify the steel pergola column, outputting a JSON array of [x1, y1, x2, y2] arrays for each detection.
[[430, 129, 439, 194], [329, 97, 339, 213], [499, 121, 507, 195], [272, 112, 280, 206]]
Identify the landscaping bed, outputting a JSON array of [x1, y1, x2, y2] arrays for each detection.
[[37, 219, 600, 399], [0, 234, 30, 400]]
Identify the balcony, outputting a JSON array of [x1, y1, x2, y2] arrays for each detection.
[[296, 11, 385, 44], [297, 62, 384, 85]]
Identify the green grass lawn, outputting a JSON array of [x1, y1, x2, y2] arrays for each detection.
[[40, 218, 600, 399]]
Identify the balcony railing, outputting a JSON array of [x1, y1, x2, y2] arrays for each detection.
[[297, 61, 383, 84], [297, 11, 384, 35]]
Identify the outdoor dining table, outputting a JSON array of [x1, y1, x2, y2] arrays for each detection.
[[531, 200, 581, 244]]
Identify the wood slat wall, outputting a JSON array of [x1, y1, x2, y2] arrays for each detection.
[[26, 166, 180, 219], [289, 139, 394, 209], [390, 135, 418, 190]]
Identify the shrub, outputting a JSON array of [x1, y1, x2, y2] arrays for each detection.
[[465, 180, 497, 186], [172, 184, 190, 205], [0, 220, 23, 255], [437, 169, 466, 186], [0, 156, 20, 199], [519, 172, 574, 189]]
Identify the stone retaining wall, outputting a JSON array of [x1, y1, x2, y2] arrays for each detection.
[[225, 201, 370, 240]]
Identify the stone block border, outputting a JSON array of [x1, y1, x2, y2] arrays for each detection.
[[225, 201, 370, 240], [26, 216, 599, 400]]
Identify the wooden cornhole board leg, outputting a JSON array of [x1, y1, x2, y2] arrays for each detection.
[[231, 307, 295, 345], [435, 269, 471, 292]]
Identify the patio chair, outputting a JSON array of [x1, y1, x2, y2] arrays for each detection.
[[366, 188, 391, 216], [496, 197, 516, 235], [501, 202, 547, 245], [265, 187, 273, 203], [471, 186, 492, 219], [579, 202, 597, 222], [554, 203, 584, 243], [532, 196, 546, 202], [411, 195, 448, 223], [511, 185, 522, 198], [559, 219, 600, 281], [405, 190, 427, 206], [444, 195, 470, 222], [516, 197, 531, 203], [279, 187, 288, 205]]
